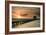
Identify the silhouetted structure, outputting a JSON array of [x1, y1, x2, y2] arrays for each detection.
[[33, 16, 37, 20]]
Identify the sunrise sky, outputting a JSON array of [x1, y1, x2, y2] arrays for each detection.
[[12, 7, 40, 19]]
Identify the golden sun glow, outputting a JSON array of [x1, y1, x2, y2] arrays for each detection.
[[16, 15, 23, 18], [17, 16, 21, 18]]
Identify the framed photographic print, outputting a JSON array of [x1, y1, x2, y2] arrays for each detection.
[[5, 1, 45, 34]]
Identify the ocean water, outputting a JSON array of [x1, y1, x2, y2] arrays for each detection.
[[12, 18, 40, 28]]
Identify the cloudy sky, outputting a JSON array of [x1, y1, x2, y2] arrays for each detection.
[[12, 7, 40, 19]]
